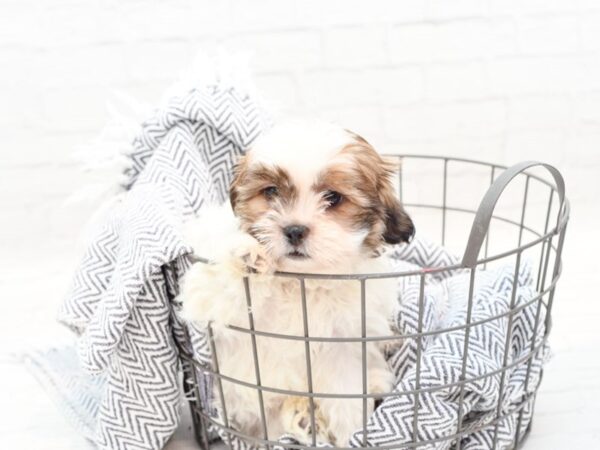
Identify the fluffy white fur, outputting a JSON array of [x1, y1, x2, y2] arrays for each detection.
[[180, 120, 406, 446]]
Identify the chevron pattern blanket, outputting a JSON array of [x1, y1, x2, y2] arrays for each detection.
[[58, 85, 267, 449], [358, 244, 546, 449], [58, 86, 547, 450]]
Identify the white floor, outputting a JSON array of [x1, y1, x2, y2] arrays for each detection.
[[0, 199, 598, 449]]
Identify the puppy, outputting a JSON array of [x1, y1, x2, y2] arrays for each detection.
[[180, 120, 414, 446]]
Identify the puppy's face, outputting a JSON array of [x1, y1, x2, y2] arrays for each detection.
[[230, 121, 414, 272]]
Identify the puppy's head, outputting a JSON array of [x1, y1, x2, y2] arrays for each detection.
[[230, 120, 414, 272]]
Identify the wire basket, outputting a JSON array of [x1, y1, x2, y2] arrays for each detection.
[[179, 156, 569, 450]]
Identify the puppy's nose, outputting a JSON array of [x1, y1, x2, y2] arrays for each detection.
[[283, 225, 309, 246]]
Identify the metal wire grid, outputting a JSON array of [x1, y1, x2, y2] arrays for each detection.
[[179, 156, 570, 450]]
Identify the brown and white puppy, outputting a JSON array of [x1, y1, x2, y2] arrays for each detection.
[[181, 119, 414, 446]]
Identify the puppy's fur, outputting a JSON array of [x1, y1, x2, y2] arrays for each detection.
[[181, 120, 414, 446]]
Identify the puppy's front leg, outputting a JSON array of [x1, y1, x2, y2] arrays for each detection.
[[228, 233, 276, 276], [183, 205, 274, 275], [180, 260, 241, 325], [180, 209, 274, 325], [367, 344, 396, 396], [312, 343, 367, 446], [314, 343, 395, 446]]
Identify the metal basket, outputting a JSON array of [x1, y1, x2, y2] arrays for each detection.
[[179, 156, 569, 450]]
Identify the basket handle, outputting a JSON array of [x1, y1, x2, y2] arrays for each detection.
[[461, 161, 565, 268]]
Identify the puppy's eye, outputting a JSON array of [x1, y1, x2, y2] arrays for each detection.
[[324, 190, 343, 208], [263, 186, 279, 199]]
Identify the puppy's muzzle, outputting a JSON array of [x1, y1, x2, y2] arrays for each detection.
[[283, 225, 309, 246]]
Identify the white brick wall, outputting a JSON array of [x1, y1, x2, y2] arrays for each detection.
[[1, 0, 599, 254]]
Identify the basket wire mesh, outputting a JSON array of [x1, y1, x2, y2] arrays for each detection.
[[179, 156, 569, 450]]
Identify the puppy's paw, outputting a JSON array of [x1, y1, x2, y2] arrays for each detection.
[[380, 337, 404, 357], [280, 396, 333, 445], [230, 235, 275, 275], [368, 367, 395, 395], [179, 262, 228, 324]]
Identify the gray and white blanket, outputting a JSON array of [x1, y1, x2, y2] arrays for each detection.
[[58, 85, 267, 449], [355, 246, 546, 449], [58, 86, 548, 449]]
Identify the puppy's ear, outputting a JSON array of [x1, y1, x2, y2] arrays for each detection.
[[379, 158, 415, 244], [380, 188, 415, 244], [343, 131, 415, 246], [229, 155, 248, 213]]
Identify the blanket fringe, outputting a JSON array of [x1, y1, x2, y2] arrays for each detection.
[[65, 48, 266, 231]]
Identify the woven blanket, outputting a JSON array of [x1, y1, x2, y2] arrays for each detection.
[[58, 85, 267, 449], [358, 244, 547, 449]]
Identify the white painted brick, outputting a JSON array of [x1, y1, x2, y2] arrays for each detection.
[[389, 24, 437, 63], [389, 19, 518, 61], [383, 100, 507, 141], [557, 166, 600, 202], [369, 67, 424, 105], [575, 91, 600, 126], [41, 86, 110, 132], [504, 130, 566, 165], [387, 136, 505, 161], [424, 62, 488, 101], [580, 13, 600, 52], [447, 136, 506, 161], [488, 19, 519, 56], [224, 31, 321, 73], [378, 0, 427, 23], [315, 106, 385, 144], [254, 73, 300, 113], [518, 16, 579, 55], [0, 48, 43, 93], [508, 95, 573, 130], [34, 2, 123, 47], [389, 21, 489, 63], [118, 1, 231, 41], [228, 0, 297, 32], [0, 84, 41, 128], [579, 0, 600, 9], [294, 0, 425, 26], [31, 1, 230, 47], [116, 79, 172, 109], [580, 54, 600, 91], [425, 0, 488, 21], [565, 130, 600, 168], [292, 0, 375, 26], [0, 165, 95, 210], [490, 0, 582, 15], [432, 100, 507, 139], [489, 57, 585, 95], [322, 26, 388, 69], [0, 3, 38, 47], [0, 130, 94, 167], [0, 199, 98, 255], [125, 41, 195, 81], [382, 108, 425, 140], [38, 45, 130, 88], [299, 70, 378, 109]]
